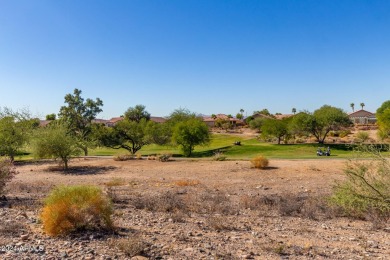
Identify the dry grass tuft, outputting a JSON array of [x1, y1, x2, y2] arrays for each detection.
[[174, 179, 200, 187], [251, 155, 269, 169]]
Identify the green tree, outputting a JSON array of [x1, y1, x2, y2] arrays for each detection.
[[261, 118, 290, 144], [376, 101, 390, 138], [249, 117, 265, 130], [291, 105, 351, 144], [0, 108, 36, 162], [360, 102, 365, 110], [255, 109, 272, 117], [32, 123, 82, 170], [99, 118, 156, 155], [124, 104, 150, 123], [46, 113, 56, 120], [58, 89, 103, 156], [236, 113, 243, 120], [172, 118, 210, 157], [167, 108, 197, 125]]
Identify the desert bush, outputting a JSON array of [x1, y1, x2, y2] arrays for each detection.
[[339, 129, 351, 138], [251, 155, 269, 169], [356, 131, 370, 143], [158, 153, 171, 162], [213, 151, 227, 161], [330, 144, 390, 220], [41, 185, 113, 236], [135, 153, 142, 160], [105, 177, 126, 187], [185, 190, 239, 215], [113, 235, 149, 257], [207, 215, 235, 231], [132, 191, 187, 213], [0, 157, 17, 195], [113, 154, 134, 161]]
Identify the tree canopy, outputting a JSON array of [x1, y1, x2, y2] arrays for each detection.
[[261, 118, 290, 144], [291, 105, 351, 144], [58, 89, 103, 155], [376, 100, 390, 138], [124, 105, 151, 123], [0, 108, 36, 161], [172, 118, 210, 157]]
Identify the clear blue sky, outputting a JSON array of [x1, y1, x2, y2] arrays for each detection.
[[1, 0, 389, 119]]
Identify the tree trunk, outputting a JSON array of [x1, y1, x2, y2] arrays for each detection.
[[277, 137, 281, 144], [82, 146, 88, 156]]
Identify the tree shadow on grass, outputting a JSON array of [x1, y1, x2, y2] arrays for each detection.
[[45, 165, 117, 175], [191, 146, 232, 158]]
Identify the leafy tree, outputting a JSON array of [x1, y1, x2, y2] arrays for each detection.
[[0, 108, 36, 162], [236, 113, 243, 120], [124, 104, 150, 123], [46, 113, 56, 120], [167, 108, 197, 125], [376, 100, 390, 138], [32, 122, 82, 170], [249, 117, 265, 130], [211, 114, 217, 119], [261, 118, 290, 144], [254, 109, 272, 117], [350, 103, 355, 112], [240, 108, 244, 116], [360, 102, 365, 110], [99, 118, 156, 154], [291, 105, 351, 144], [172, 118, 210, 156], [58, 89, 103, 156]]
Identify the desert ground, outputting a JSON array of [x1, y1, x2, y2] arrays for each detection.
[[1, 157, 389, 259]]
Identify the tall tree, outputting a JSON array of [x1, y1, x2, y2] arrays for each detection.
[[124, 105, 150, 123], [291, 105, 352, 144], [360, 102, 365, 110], [58, 89, 103, 156], [350, 103, 355, 112], [46, 113, 56, 120]]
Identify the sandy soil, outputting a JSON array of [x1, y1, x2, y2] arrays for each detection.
[[1, 157, 389, 259]]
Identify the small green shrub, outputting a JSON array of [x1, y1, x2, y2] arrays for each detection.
[[0, 157, 17, 195], [356, 131, 370, 143], [158, 153, 171, 162], [339, 130, 351, 138], [251, 155, 269, 169], [41, 185, 113, 236]]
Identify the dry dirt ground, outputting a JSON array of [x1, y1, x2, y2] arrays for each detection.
[[1, 158, 389, 259]]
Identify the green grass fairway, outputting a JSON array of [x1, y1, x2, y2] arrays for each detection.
[[89, 134, 356, 159]]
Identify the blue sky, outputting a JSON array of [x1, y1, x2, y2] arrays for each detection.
[[1, 0, 389, 119]]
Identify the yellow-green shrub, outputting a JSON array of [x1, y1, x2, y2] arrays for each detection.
[[41, 185, 113, 236], [251, 155, 269, 169]]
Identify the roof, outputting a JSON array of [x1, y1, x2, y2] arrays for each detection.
[[150, 116, 167, 123], [39, 120, 52, 127], [348, 109, 376, 118]]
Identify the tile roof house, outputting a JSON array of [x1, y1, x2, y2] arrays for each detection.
[[348, 109, 376, 125], [202, 114, 244, 127], [93, 116, 167, 127]]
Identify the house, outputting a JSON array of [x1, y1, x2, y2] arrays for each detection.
[[348, 109, 377, 125], [93, 116, 167, 127], [202, 114, 244, 127]]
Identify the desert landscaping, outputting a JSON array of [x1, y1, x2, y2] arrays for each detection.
[[1, 157, 389, 259]]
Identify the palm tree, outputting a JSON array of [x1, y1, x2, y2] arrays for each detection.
[[292, 108, 296, 115], [240, 108, 244, 118], [360, 103, 365, 110], [350, 103, 355, 112]]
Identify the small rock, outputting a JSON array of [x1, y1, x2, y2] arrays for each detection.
[[20, 234, 29, 240]]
